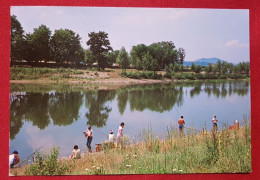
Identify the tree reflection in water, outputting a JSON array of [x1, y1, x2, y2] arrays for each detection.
[[10, 81, 249, 139]]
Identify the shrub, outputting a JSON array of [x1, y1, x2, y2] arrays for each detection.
[[25, 146, 69, 175]]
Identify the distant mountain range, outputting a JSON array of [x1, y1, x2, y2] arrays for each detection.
[[183, 58, 224, 67]]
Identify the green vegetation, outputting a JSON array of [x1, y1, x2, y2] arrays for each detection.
[[12, 122, 251, 175], [10, 67, 84, 80], [24, 146, 70, 175]]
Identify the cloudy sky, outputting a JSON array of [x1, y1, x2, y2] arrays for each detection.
[[11, 6, 249, 63]]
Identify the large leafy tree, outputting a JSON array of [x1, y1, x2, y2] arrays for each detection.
[[50, 29, 84, 64], [11, 15, 26, 61], [130, 44, 148, 70], [86, 31, 113, 70], [26, 25, 52, 62], [116, 47, 130, 72]]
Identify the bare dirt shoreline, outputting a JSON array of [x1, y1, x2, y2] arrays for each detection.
[[10, 69, 172, 89]]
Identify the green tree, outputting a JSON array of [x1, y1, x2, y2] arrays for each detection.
[[85, 49, 95, 65], [27, 25, 52, 62], [116, 47, 130, 72], [86, 31, 113, 70], [130, 44, 148, 70], [180, 64, 184, 73], [208, 64, 213, 73], [194, 65, 202, 74], [216, 60, 222, 74], [177, 47, 185, 65], [148, 41, 178, 69], [191, 62, 196, 71], [50, 29, 83, 65], [174, 64, 179, 72], [11, 15, 26, 61], [107, 50, 120, 67]]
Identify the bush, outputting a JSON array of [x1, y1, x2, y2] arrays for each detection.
[[25, 146, 69, 175], [184, 73, 195, 80]]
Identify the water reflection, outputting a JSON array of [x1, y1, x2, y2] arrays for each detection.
[[85, 90, 116, 127], [10, 81, 249, 140]]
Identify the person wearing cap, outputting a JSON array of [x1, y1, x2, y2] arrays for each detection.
[[9, 150, 20, 168], [108, 130, 114, 143], [71, 145, 81, 159], [212, 115, 218, 132], [178, 116, 185, 135]]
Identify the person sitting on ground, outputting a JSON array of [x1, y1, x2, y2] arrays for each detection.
[[9, 150, 20, 168], [212, 115, 218, 132], [71, 145, 81, 159], [178, 116, 185, 135]]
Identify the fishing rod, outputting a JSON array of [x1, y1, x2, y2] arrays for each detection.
[[170, 123, 202, 133], [15, 145, 44, 168]]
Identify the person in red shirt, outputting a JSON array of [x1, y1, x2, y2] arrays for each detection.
[[178, 116, 185, 135]]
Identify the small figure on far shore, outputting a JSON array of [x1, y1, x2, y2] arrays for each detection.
[[71, 145, 81, 159], [83, 126, 93, 153], [117, 122, 125, 148], [212, 115, 218, 132], [9, 150, 20, 168], [178, 116, 185, 135]]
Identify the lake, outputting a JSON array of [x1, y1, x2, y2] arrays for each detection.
[[10, 81, 250, 161]]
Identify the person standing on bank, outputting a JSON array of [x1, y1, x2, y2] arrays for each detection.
[[9, 150, 20, 168], [178, 116, 185, 135], [117, 122, 125, 148], [83, 126, 93, 153], [212, 115, 218, 132]]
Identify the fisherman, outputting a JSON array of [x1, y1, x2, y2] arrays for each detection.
[[117, 122, 125, 148], [178, 116, 185, 135], [229, 120, 239, 130], [71, 145, 81, 159], [83, 126, 93, 153], [9, 150, 20, 168], [212, 115, 218, 132], [109, 130, 114, 142]]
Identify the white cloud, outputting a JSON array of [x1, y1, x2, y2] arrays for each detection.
[[225, 39, 248, 47]]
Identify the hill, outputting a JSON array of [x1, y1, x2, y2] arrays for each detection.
[[183, 58, 224, 67]]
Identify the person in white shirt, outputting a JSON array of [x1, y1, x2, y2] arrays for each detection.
[[212, 115, 218, 132], [109, 130, 114, 142], [9, 150, 20, 168], [83, 126, 93, 153], [117, 122, 125, 148], [71, 145, 81, 159]]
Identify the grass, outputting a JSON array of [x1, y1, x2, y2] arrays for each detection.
[[11, 120, 251, 176], [10, 67, 84, 80]]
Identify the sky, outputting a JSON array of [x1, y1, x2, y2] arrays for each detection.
[[11, 6, 249, 63]]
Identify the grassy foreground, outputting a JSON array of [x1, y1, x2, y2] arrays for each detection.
[[11, 123, 251, 176]]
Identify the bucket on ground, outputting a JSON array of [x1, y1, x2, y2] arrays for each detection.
[[95, 144, 102, 152]]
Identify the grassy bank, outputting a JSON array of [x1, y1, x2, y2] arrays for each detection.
[[11, 122, 251, 176], [10, 67, 249, 83]]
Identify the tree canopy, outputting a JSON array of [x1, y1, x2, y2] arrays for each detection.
[[86, 31, 113, 70]]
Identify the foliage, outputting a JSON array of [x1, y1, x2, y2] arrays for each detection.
[[25, 146, 69, 175], [50, 29, 84, 65], [26, 25, 52, 62], [116, 47, 130, 71], [86, 31, 113, 70], [11, 15, 26, 61]]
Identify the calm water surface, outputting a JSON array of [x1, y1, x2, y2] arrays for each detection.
[[10, 81, 250, 161]]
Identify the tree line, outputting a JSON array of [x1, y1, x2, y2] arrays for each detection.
[[11, 15, 249, 74], [11, 15, 185, 71]]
